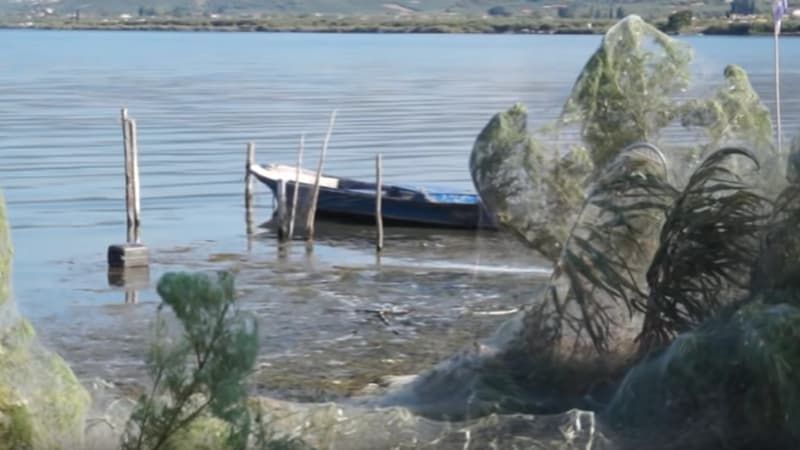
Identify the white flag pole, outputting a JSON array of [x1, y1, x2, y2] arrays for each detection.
[[775, 21, 783, 153], [774, 0, 788, 153]]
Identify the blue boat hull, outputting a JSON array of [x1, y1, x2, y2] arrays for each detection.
[[253, 172, 497, 230]]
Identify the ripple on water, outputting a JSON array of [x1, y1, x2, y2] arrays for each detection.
[[3, 31, 799, 404]]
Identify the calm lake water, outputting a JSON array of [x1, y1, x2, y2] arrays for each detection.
[[2, 30, 800, 396]]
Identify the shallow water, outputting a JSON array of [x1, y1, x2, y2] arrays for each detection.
[[50, 226, 549, 397], [3, 30, 800, 400]]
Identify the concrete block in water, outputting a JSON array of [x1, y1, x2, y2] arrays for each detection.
[[107, 243, 149, 268]]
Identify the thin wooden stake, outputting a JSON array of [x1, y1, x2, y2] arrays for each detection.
[[121, 108, 135, 244], [127, 118, 141, 244], [376, 153, 384, 252], [305, 110, 337, 244], [109, 108, 149, 272], [245, 142, 255, 211], [288, 133, 304, 240], [245, 142, 255, 237], [277, 179, 288, 241]]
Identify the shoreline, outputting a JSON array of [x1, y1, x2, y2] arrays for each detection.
[[3, 17, 798, 36]]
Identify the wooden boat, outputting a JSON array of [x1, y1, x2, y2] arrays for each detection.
[[249, 164, 498, 230]]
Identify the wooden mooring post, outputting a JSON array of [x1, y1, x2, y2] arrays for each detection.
[[276, 179, 288, 241], [375, 153, 384, 252], [244, 142, 256, 238], [108, 108, 149, 297], [288, 133, 304, 241], [305, 110, 337, 247], [129, 118, 142, 243]]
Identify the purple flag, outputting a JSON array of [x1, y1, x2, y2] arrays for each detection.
[[774, 0, 789, 34]]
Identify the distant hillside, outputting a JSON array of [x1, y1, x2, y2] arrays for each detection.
[[0, 0, 768, 21]]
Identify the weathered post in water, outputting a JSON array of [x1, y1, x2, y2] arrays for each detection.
[[128, 117, 142, 243], [245, 142, 256, 237], [108, 108, 149, 297], [376, 153, 384, 252], [122, 109, 135, 242], [305, 110, 337, 247], [288, 134, 304, 240], [276, 179, 288, 241]]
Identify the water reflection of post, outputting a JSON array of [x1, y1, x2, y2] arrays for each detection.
[[471, 200, 490, 281], [108, 266, 148, 304], [277, 241, 288, 262]]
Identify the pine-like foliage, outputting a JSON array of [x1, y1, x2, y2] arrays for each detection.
[[122, 271, 258, 450]]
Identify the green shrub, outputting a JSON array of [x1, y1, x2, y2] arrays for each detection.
[[121, 272, 258, 450]]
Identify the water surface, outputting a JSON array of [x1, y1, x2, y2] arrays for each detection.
[[2, 30, 799, 396]]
